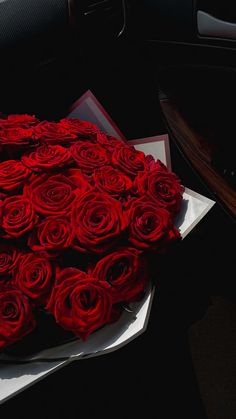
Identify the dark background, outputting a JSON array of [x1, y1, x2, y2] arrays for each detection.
[[0, 6, 236, 417]]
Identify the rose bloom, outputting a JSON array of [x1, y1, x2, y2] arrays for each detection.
[[127, 197, 181, 251], [64, 168, 91, 191], [0, 160, 31, 193], [25, 174, 82, 216], [0, 245, 21, 278], [0, 284, 36, 349], [15, 253, 53, 305], [72, 190, 128, 253], [33, 121, 77, 145], [91, 248, 148, 303], [46, 267, 113, 340], [93, 165, 133, 198], [59, 118, 99, 139], [28, 216, 73, 252], [96, 132, 126, 152], [111, 145, 147, 177], [136, 167, 184, 217], [1, 195, 38, 238], [70, 141, 110, 174], [21, 144, 72, 172], [0, 114, 39, 129], [0, 127, 34, 148]]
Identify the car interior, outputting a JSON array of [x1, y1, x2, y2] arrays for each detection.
[[0, 1, 235, 419]]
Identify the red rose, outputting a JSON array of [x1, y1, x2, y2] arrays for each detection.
[[96, 132, 126, 152], [46, 267, 113, 340], [0, 128, 34, 149], [0, 245, 20, 278], [70, 141, 110, 173], [59, 118, 99, 139], [1, 195, 38, 238], [33, 121, 77, 145], [127, 197, 181, 251], [0, 284, 36, 349], [72, 190, 128, 253], [64, 168, 91, 191], [136, 168, 184, 216], [0, 160, 31, 193], [28, 216, 73, 252], [145, 156, 169, 171], [93, 166, 133, 198], [111, 145, 147, 177], [21, 144, 72, 172], [0, 114, 39, 128], [145, 154, 156, 171], [94, 131, 110, 146], [15, 253, 53, 305], [91, 248, 148, 303], [25, 174, 79, 216]]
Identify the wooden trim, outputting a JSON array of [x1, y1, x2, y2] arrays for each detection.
[[160, 98, 236, 218]]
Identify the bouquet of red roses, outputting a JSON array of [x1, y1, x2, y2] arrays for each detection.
[[0, 113, 184, 351]]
